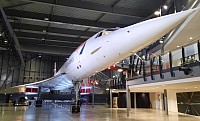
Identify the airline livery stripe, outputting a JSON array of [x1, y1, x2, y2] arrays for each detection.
[[80, 43, 86, 55]]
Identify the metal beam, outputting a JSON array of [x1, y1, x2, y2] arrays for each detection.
[[27, 0, 146, 18], [0, 7, 25, 65], [4, 2, 33, 9], [20, 43, 74, 56], [18, 37, 81, 48], [10, 23, 96, 38], [15, 31, 86, 43], [112, 0, 121, 7], [4, 9, 127, 28]]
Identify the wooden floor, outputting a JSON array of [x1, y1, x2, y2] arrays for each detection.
[[0, 103, 199, 121]]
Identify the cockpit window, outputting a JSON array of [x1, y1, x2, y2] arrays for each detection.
[[95, 28, 119, 38], [105, 28, 118, 31], [96, 32, 103, 38]]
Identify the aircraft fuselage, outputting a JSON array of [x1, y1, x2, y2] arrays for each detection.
[[56, 9, 196, 81]]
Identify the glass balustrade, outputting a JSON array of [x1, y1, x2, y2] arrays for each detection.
[[161, 53, 170, 70], [172, 49, 182, 67], [128, 40, 200, 80]]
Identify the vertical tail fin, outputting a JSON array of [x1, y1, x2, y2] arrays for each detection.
[[54, 62, 57, 76]]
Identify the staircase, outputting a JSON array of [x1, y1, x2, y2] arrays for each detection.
[[90, 71, 111, 91]]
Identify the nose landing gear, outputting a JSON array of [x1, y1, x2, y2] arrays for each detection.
[[70, 105, 80, 113], [71, 81, 81, 113]]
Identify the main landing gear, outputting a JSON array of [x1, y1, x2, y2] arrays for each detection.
[[70, 81, 81, 113]]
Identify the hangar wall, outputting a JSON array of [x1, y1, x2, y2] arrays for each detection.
[[0, 51, 66, 89]]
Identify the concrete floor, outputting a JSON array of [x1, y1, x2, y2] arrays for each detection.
[[0, 103, 199, 121]]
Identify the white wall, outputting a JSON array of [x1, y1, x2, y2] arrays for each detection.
[[149, 93, 156, 108], [149, 92, 163, 109], [167, 90, 178, 113]]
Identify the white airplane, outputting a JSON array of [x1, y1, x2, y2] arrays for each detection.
[[26, 8, 198, 113]]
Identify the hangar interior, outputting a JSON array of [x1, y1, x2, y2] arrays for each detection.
[[0, 0, 200, 119]]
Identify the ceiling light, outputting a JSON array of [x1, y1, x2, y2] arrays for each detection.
[[42, 38, 45, 40], [195, 87, 197, 88], [44, 18, 49, 21], [189, 37, 193, 40], [0, 33, 2, 36], [117, 69, 123, 72], [159, 40, 163, 43], [113, 76, 115, 78], [106, 88, 109, 90], [177, 46, 180, 48], [4, 40, 8, 43], [154, 10, 160, 16], [38, 54, 42, 58], [163, 5, 168, 10], [185, 88, 188, 89], [142, 55, 145, 59]]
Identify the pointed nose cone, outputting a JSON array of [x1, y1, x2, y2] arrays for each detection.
[[125, 9, 198, 52]]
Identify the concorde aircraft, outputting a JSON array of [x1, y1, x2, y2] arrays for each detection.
[[26, 8, 199, 113]]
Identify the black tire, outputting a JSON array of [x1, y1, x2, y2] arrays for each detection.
[[72, 106, 76, 113], [76, 106, 80, 113]]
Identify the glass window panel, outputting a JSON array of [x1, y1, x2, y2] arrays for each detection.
[[161, 53, 170, 70], [133, 56, 138, 65], [145, 60, 151, 76], [172, 49, 182, 67], [152, 56, 159, 73], [184, 43, 199, 62]]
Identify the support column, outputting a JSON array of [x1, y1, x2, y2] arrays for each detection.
[[92, 83, 94, 108], [36, 87, 42, 107], [126, 85, 131, 117], [37, 87, 41, 100], [164, 89, 168, 115], [134, 92, 137, 108], [167, 90, 178, 113], [110, 89, 112, 108]]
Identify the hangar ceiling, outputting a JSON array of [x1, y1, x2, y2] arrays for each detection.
[[0, 0, 169, 56]]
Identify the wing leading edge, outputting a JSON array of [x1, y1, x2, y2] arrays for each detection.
[[25, 73, 74, 90]]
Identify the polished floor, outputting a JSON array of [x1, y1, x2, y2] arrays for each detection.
[[0, 103, 200, 121]]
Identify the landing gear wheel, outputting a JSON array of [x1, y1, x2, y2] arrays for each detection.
[[76, 106, 80, 112], [72, 106, 76, 113], [71, 105, 80, 113]]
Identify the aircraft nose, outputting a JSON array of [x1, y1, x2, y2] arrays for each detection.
[[123, 8, 198, 53]]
